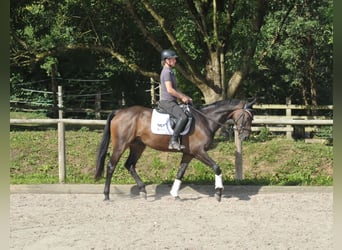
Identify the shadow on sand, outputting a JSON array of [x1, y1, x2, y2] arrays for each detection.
[[130, 184, 263, 202]]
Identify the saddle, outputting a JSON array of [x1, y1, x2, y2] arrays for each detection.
[[151, 104, 193, 135]]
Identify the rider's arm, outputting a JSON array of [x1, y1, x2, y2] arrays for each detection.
[[165, 81, 192, 104]]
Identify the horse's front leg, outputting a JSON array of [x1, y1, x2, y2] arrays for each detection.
[[170, 154, 193, 199], [195, 151, 224, 202], [213, 164, 224, 201]]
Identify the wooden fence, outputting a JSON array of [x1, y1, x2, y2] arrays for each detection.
[[10, 114, 333, 184], [10, 87, 333, 183], [252, 98, 333, 139]]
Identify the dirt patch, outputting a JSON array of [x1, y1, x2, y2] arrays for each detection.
[[10, 185, 333, 249]]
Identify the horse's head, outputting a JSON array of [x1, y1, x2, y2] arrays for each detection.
[[231, 99, 256, 140]]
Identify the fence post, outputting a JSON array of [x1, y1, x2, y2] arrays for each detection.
[[286, 97, 292, 139], [51, 64, 58, 118], [121, 91, 126, 107], [58, 85, 66, 183], [150, 78, 156, 105], [234, 130, 243, 180], [95, 92, 101, 119]]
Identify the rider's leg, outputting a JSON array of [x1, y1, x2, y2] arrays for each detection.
[[169, 116, 187, 150], [158, 100, 188, 150]]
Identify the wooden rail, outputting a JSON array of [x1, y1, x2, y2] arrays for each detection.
[[252, 119, 332, 125], [253, 104, 333, 110], [10, 93, 333, 183], [10, 116, 333, 182], [251, 99, 332, 138], [10, 118, 333, 126], [10, 86, 333, 182], [10, 118, 107, 125]]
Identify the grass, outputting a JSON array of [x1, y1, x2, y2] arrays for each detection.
[[10, 111, 49, 119], [10, 126, 333, 186]]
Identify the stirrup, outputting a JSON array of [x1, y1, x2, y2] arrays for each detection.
[[168, 141, 185, 150]]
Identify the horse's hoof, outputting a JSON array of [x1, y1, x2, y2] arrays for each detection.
[[140, 191, 147, 200], [215, 193, 221, 202], [215, 188, 222, 202], [174, 196, 181, 201], [104, 194, 110, 201]]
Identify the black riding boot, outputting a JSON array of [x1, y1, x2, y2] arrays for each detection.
[[169, 118, 187, 150]]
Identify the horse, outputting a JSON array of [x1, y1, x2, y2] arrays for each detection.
[[95, 98, 255, 201]]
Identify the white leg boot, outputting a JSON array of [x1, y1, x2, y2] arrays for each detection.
[[170, 179, 182, 197], [215, 174, 224, 190]]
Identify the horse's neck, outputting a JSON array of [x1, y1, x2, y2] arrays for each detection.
[[209, 104, 235, 117], [200, 106, 235, 133], [200, 100, 247, 138]]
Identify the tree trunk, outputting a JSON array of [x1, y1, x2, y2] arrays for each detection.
[[308, 48, 318, 106], [227, 70, 244, 98], [198, 84, 222, 104], [201, 51, 224, 103], [300, 79, 308, 106]]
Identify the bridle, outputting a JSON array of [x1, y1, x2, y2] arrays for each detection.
[[230, 104, 254, 136]]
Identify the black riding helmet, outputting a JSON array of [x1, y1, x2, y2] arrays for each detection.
[[161, 49, 178, 61]]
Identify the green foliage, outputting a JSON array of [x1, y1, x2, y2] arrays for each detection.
[[253, 127, 271, 142], [10, 112, 48, 119], [10, 0, 333, 110], [315, 126, 333, 139], [40, 57, 59, 76], [174, 17, 203, 60]]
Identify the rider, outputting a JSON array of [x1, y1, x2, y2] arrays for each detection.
[[159, 49, 193, 150]]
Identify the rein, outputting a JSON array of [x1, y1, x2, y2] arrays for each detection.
[[189, 105, 227, 128], [189, 104, 253, 133]]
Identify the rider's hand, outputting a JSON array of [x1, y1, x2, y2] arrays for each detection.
[[181, 95, 192, 104]]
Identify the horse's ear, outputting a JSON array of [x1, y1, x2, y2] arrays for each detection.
[[246, 98, 257, 107]]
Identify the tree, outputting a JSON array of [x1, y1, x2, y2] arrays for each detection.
[[126, 0, 270, 103], [10, 0, 333, 106], [10, 0, 157, 111], [10, 0, 269, 103], [274, 0, 333, 106], [249, 0, 333, 106]]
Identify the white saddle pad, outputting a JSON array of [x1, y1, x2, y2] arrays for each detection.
[[151, 109, 190, 135]]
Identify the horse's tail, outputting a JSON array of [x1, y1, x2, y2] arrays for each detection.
[[94, 110, 116, 180]]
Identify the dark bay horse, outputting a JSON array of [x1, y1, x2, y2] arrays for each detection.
[[95, 99, 255, 201]]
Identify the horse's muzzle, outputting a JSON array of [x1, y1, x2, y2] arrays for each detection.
[[238, 129, 251, 141]]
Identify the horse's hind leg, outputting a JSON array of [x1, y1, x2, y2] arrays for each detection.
[[104, 148, 125, 201], [125, 142, 147, 199], [104, 160, 114, 200]]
